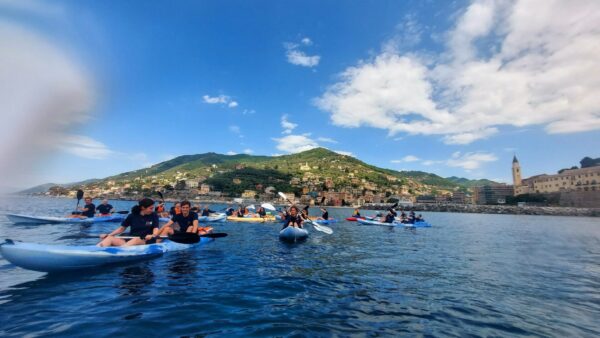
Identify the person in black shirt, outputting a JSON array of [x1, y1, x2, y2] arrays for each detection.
[[96, 199, 114, 215], [256, 206, 267, 218], [318, 207, 329, 221], [201, 205, 215, 217], [98, 198, 159, 247], [282, 206, 303, 230], [74, 197, 96, 218], [382, 210, 396, 223], [159, 200, 198, 235]]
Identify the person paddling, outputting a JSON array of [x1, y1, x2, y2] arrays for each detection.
[[158, 200, 198, 236], [96, 199, 114, 216], [98, 198, 159, 247], [352, 208, 361, 218], [201, 205, 216, 217], [382, 209, 396, 224], [74, 197, 95, 219], [282, 206, 303, 230], [317, 207, 329, 221]]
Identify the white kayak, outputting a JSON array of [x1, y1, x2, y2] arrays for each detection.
[[198, 213, 226, 222], [5, 213, 126, 225], [279, 226, 309, 242], [0, 237, 213, 273]]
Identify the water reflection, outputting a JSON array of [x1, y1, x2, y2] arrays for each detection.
[[118, 264, 155, 297]]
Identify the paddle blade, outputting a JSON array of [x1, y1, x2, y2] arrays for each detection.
[[116, 210, 130, 214], [167, 232, 200, 244], [390, 202, 399, 210], [76, 189, 84, 200], [261, 203, 276, 211], [277, 192, 287, 199], [156, 191, 164, 202], [200, 232, 228, 238], [320, 197, 326, 205], [312, 222, 333, 234]]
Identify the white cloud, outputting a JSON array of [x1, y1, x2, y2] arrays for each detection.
[[281, 114, 298, 134], [243, 148, 254, 154], [229, 125, 241, 134], [226, 151, 237, 155], [317, 137, 338, 144], [273, 134, 319, 153], [316, 0, 600, 143], [445, 151, 498, 171], [391, 155, 420, 163], [334, 150, 353, 156], [285, 39, 320, 67], [242, 109, 255, 115], [301, 37, 312, 46], [0, 22, 95, 190], [203, 94, 238, 108], [58, 135, 112, 160], [203, 94, 229, 104]]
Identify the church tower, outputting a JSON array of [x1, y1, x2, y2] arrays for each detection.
[[512, 155, 522, 187]]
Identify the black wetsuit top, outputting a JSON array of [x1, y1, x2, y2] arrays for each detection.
[[201, 209, 215, 217], [283, 215, 303, 229], [321, 211, 329, 220], [82, 203, 96, 218], [171, 212, 198, 232], [122, 212, 159, 238], [384, 214, 395, 223], [97, 204, 113, 215]]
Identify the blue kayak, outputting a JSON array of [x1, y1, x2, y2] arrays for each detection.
[[159, 213, 226, 223], [0, 237, 213, 272], [5, 213, 126, 225]]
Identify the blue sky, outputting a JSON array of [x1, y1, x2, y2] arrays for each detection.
[[1, 0, 599, 189]]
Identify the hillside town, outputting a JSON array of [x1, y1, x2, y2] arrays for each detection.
[[40, 155, 600, 209]]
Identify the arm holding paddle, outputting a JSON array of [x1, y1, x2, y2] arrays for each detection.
[[277, 192, 333, 234]]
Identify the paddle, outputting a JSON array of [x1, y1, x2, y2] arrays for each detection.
[[74, 189, 84, 213], [277, 192, 333, 235], [116, 211, 130, 214], [58, 232, 228, 242], [261, 203, 277, 211]]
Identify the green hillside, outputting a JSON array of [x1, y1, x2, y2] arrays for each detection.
[[65, 148, 496, 198]]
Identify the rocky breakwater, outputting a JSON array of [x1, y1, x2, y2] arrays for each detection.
[[362, 203, 600, 217]]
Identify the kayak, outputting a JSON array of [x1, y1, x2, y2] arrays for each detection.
[[345, 217, 364, 221], [401, 221, 432, 228], [5, 213, 126, 225], [356, 218, 395, 226], [0, 237, 213, 273], [279, 226, 309, 242], [356, 218, 431, 227], [226, 216, 276, 223], [198, 213, 226, 222]]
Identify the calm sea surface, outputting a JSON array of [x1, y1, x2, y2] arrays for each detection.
[[0, 196, 599, 337]]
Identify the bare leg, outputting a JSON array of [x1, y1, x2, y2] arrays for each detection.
[[124, 237, 147, 246], [97, 236, 127, 247]]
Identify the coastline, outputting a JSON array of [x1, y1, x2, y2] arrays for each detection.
[[360, 203, 600, 217]]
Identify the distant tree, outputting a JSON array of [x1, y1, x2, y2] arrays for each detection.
[[580, 157, 600, 168], [385, 191, 392, 198], [254, 194, 260, 201], [163, 184, 174, 191], [387, 197, 399, 203]]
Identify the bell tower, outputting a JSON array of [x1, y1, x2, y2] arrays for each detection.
[[512, 155, 522, 187]]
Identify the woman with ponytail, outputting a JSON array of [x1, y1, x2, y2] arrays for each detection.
[[97, 198, 160, 247]]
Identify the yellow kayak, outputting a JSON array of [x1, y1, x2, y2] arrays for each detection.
[[226, 216, 277, 223]]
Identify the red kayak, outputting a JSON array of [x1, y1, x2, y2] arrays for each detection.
[[346, 217, 365, 221]]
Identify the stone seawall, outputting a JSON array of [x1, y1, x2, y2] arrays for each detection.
[[361, 203, 600, 217]]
